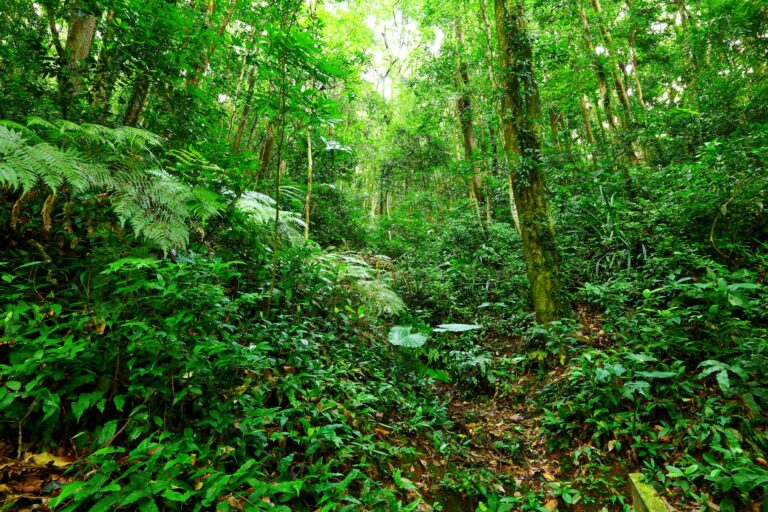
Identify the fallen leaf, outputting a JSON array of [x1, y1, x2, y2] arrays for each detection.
[[543, 471, 557, 482], [30, 452, 73, 468], [544, 498, 559, 511], [755, 457, 768, 469]]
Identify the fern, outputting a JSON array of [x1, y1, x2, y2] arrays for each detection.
[[235, 189, 306, 241], [0, 120, 220, 252], [314, 252, 406, 316]]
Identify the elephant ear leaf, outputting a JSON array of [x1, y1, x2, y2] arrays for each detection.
[[388, 326, 427, 348]]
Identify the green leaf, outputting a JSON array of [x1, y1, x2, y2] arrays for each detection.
[[388, 326, 427, 348], [433, 323, 481, 333], [635, 371, 677, 379], [6, 380, 21, 391], [716, 369, 731, 395], [71, 395, 90, 423]]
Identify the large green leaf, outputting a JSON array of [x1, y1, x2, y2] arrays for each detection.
[[388, 326, 427, 348], [434, 323, 481, 333]]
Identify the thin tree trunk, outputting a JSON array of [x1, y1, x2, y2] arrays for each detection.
[[90, 10, 116, 116], [123, 74, 150, 126], [580, 94, 597, 144], [303, 128, 313, 241], [579, 1, 616, 132], [257, 124, 275, 181], [226, 51, 250, 137], [232, 69, 256, 154], [549, 108, 563, 151], [590, 0, 632, 123], [454, 21, 485, 208], [494, 0, 562, 324], [628, 28, 646, 109]]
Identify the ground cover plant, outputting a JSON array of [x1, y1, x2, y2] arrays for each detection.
[[0, 0, 766, 510]]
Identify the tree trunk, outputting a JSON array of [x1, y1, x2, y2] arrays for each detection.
[[123, 74, 150, 126], [65, 2, 98, 96], [454, 21, 485, 207], [580, 94, 597, 144], [494, 0, 561, 324], [589, 0, 632, 123], [90, 11, 116, 117], [578, 1, 616, 132], [232, 69, 256, 154], [549, 108, 563, 151], [628, 28, 647, 109], [46, 0, 98, 118], [303, 128, 313, 241], [257, 124, 275, 181]]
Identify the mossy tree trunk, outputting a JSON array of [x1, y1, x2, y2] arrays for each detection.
[[493, 0, 562, 324]]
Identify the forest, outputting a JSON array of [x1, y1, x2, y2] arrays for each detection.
[[0, 0, 766, 510]]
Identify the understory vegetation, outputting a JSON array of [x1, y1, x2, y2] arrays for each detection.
[[1, 0, 766, 511]]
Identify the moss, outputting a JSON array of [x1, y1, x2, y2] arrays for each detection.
[[629, 473, 669, 512]]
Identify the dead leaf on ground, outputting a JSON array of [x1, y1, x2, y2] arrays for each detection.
[[544, 498, 559, 511], [29, 452, 74, 468]]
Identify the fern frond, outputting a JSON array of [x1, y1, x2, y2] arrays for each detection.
[[2, 120, 221, 252], [0, 121, 43, 143], [0, 126, 97, 194], [113, 126, 163, 152], [26, 116, 57, 131], [312, 251, 406, 316], [236, 190, 305, 230]]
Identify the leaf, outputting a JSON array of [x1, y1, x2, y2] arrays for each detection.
[[625, 353, 657, 364], [635, 370, 677, 379], [30, 452, 74, 468], [433, 323, 482, 333], [388, 326, 427, 348], [716, 369, 731, 395]]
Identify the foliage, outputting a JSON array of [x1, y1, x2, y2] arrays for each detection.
[[1, 0, 767, 510]]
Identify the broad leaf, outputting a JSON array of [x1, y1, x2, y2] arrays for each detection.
[[434, 323, 482, 333], [388, 326, 427, 348]]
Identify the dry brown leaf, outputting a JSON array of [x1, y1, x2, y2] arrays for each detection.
[[30, 452, 73, 468], [544, 498, 559, 511], [542, 472, 557, 482]]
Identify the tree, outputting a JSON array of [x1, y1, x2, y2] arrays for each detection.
[[494, 0, 561, 324]]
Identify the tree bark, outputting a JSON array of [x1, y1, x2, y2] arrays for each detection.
[[46, 0, 98, 118], [578, 1, 616, 131], [232, 68, 256, 154], [494, 0, 562, 324], [580, 94, 597, 144], [303, 128, 313, 241], [454, 21, 485, 207], [64, 1, 98, 97], [90, 11, 116, 116], [257, 123, 275, 181], [123, 74, 150, 126], [589, 0, 632, 123]]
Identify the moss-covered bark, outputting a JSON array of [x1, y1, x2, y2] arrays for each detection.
[[494, 0, 562, 324]]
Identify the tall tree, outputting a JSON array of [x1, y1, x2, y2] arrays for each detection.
[[494, 0, 561, 324], [453, 20, 485, 213]]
